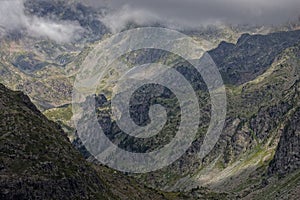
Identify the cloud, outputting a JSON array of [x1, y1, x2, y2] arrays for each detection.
[[0, 0, 83, 43], [96, 0, 300, 32], [25, 17, 83, 43], [1, 0, 299, 38], [100, 5, 160, 33]]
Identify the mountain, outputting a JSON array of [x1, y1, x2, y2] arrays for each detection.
[[2, 0, 298, 111], [66, 31, 300, 199], [0, 83, 174, 199], [0, 83, 113, 199], [209, 30, 300, 85], [139, 40, 300, 199], [0, 0, 300, 199]]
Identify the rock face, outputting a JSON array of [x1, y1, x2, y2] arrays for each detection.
[[82, 33, 300, 198], [0, 83, 114, 199], [209, 30, 300, 85], [269, 108, 300, 176]]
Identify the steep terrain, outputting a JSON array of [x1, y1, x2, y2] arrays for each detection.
[[269, 108, 300, 176], [160, 41, 300, 198], [0, 83, 172, 200], [0, 84, 114, 199], [0, 1, 300, 199], [209, 30, 300, 85], [77, 32, 300, 199]]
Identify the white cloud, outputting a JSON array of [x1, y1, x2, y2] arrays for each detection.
[[101, 5, 160, 33], [25, 17, 83, 43], [98, 0, 300, 32], [0, 0, 83, 43]]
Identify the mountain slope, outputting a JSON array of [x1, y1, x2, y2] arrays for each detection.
[[176, 42, 300, 198], [0, 83, 115, 199], [209, 30, 300, 85], [269, 107, 300, 176], [0, 83, 172, 200], [106, 37, 300, 199], [0, 1, 299, 198]]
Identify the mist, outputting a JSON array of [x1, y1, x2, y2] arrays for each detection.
[[93, 0, 300, 33], [1, 0, 299, 39], [0, 0, 83, 43]]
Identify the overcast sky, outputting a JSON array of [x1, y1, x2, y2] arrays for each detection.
[[0, 0, 299, 41], [92, 0, 300, 32]]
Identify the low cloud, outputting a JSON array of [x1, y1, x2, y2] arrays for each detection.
[[96, 0, 300, 33], [100, 5, 160, 33], [1, 0, 299, 38], [0, 0, 83, 43]]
